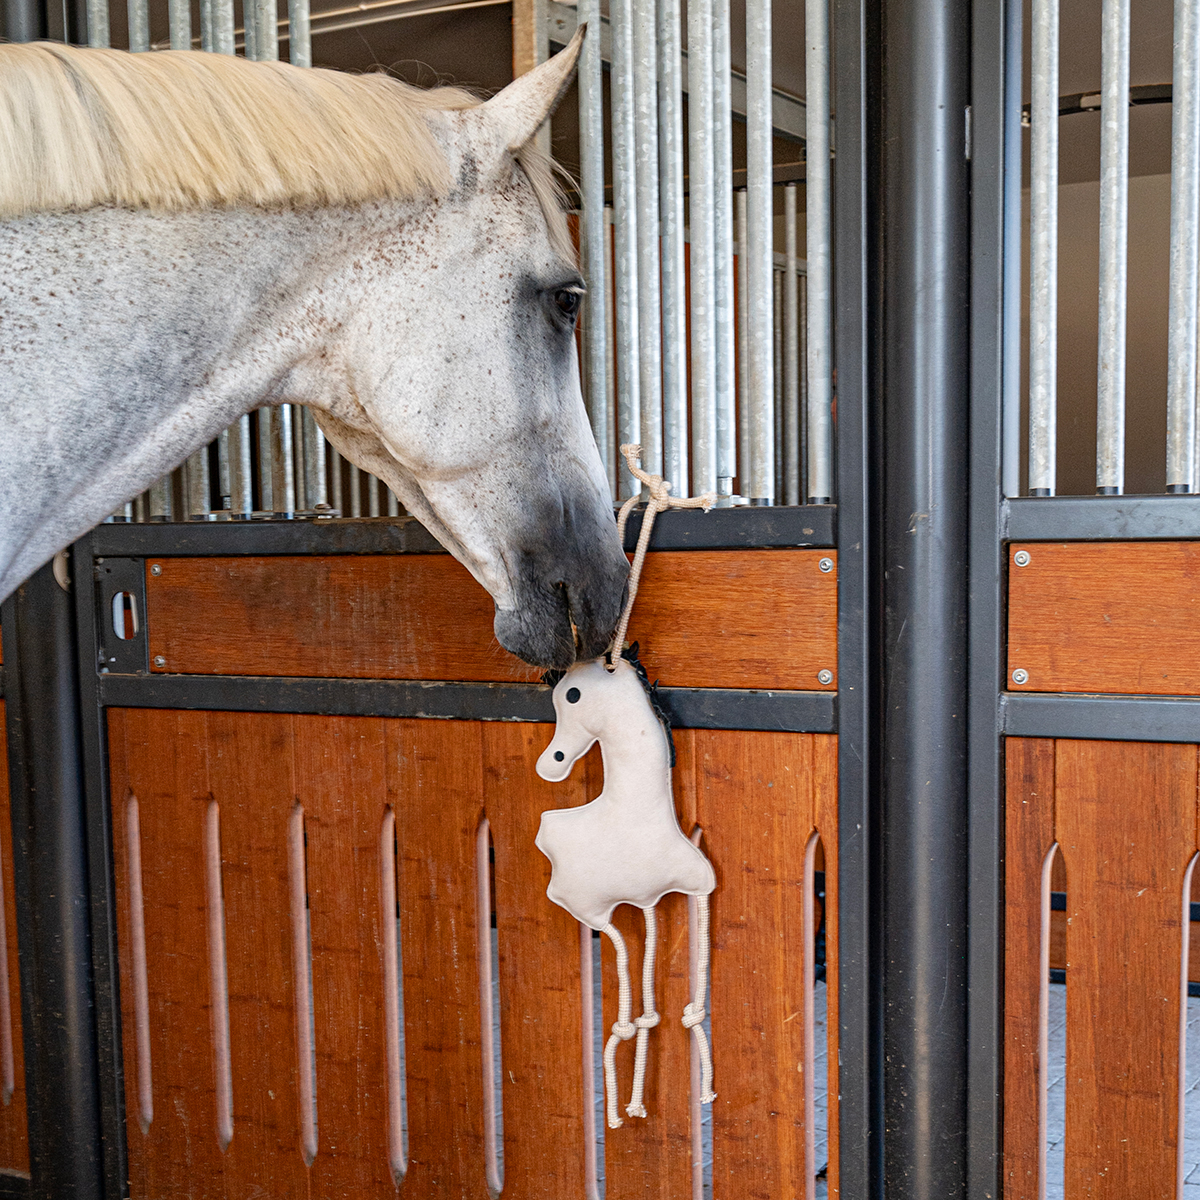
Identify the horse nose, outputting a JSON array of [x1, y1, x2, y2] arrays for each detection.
[[566, 547, 628, 660]]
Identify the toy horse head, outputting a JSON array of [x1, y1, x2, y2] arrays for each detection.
[[536, 653, 673, 783]]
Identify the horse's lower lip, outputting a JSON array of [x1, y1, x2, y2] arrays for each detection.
[[494, 603, 576, 668]]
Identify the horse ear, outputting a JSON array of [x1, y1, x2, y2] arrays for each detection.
[[483, 26, 585, 152]]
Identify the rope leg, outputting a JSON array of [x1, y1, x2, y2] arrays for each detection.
[[682, 893, 716, 1104], [626, 906, 661, 1118], [601, 922, 636, 1129]]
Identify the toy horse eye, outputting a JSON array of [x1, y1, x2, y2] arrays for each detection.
[[554, 751, 565, 761], [566, 687, 581, 703]]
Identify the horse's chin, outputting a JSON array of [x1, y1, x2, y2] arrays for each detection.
[[494, 603, 577, 669]]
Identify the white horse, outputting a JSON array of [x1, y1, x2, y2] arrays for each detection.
[[0, 33, 627, 667]]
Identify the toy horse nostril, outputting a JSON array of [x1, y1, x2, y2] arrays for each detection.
[[566, 688, 581, 703], [554, 751, 565, 761]]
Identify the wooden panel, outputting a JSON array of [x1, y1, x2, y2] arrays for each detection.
[[813, 734, 839, 1199], [0, 704, 28, 1176], [1008, 542, 1200, 695], [1057, 740, 1199, 1200], [1003, 738, 1057, 1200], [141, 551, 837, 691]]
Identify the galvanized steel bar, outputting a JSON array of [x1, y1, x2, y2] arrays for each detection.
[[1028, 0, 1059, 495], [169, 0, 191, 50], [217, 428, 233, 511], [348, 462, 362, 518], [288, 0, 311, 65], [368, 475, 382, 518], [1167, 0, 1200, 491], [257, 410, 274, 510], [657, 0, 688, 494], [736, 188, 750, 489], [301, 408, 327, 508], [712, 0, 736, 497], [212, 0, 234, 54], [256, 0, 278, 60], [329, 447, 343, 514], [604, 206, 618, 497], [86, 0, 109, 46], [687, 0, 717, 494], [610, 0, 640, 500], [745, 0, 774, 502], [186, 449, 211, 519], [243, 0, 258, 58], [578, 0, 609, 490], [387, 488, 400, 517], [232, 415, 253, 515], [200, 0, 215, 52], [148, 477, 172, 521], [773, 265, 784, 497], [784, 183, 801, 504], [1096, 0, 1129, 494], [127, 0, 150, 51], [632, 0, 662, 480], [276, 404, 296, 514], [805, 0, 833, 502]]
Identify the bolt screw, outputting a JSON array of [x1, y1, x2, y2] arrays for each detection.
[[150, 563, 163, 576], [1013, 550, 1030, 567], [819, 557, 834, 573], [1012, 668, 1029, 685], [153, 656, 166, 669], [817, 669, 833, 685]]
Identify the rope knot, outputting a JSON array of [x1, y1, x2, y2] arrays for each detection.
[[681, 1002, 706, 1030], [626, 1102, 648, 1119], [634, 1011, 660, 1031], [611, 1019, 636, 1041]]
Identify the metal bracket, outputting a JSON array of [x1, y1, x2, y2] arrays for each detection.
[[94, 558, 149, 676]]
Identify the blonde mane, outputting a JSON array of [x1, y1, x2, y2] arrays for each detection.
[[0, 41, 569, 250]]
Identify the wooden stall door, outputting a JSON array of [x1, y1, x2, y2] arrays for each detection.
[[107, 710, 837, 1199]]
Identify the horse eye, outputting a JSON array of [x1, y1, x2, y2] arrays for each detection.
[[566, 687, 581, 703], [555, 289, 582, 322]]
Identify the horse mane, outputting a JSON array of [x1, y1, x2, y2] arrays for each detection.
[[0, 42, 571, 256]]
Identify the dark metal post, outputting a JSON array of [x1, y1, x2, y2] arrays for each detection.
[[2, 564, 104, 1200], [2, 0, 45, 43], [878, 0, 972, 1195]]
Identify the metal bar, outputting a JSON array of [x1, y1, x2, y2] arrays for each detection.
[[244, 0, 258, 57], [1002, 692, 1200, 744], [256, 0, 278, 58], [736, 188, 750, 491], [657, 0, 688, 494], [348, 462, 362, 518], [784, 184, 800, 504], [287, 0, 310, 65], [329, 446, 343, 515], [4, 0, 44, 42], [186, 448, 211, 519], [169, 0, 191, 49], [276, 404, 296, 515], [687, 0, 717, 494], [148, 476, 172, 521], [1029, 0, 1059, 495], [610, 0, 639, 499], [1096, 0, 1130, 494], [1167, 0, 1200, 491], [632, 0, 662, 481], [745, 0, 774, 502], [712, 0, 736, 498], [578, 0, 609, 492], [386, 488, 400, 517], [2, 573, 104, 1200], [85, 0, 109, 46], [256, 410, 273, 510], [1004, 493, 1200, 539], [217, 427, 233, 513], [368, 476, 382, 518], [544, 0, 807, 143], [1001, 0, 1023, 498], [805, 0, 833, 503], [301, 408, 326, 509], [879, 0, 971, 1189], [127, 0, 150, 50], [232, 415, 253, 516], [200, 0, 215, 51], [213, 0, 235, 54], [604, 207, 618, 498], [773, 266, 784, 498]]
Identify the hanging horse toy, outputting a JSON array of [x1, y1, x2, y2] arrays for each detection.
[[535, 444, 717, 1129]]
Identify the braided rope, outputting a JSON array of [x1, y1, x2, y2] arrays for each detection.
[[626, 906, 660, 1118], [683, 893, 716, 1104], [601, 923, 635, 1129]]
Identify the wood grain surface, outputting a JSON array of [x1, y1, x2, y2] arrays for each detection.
[[108, 710, 838, 1197], [1008, 542, 1200, 695], [0, 704, 28, 1177], [141, 551, 837, 691]]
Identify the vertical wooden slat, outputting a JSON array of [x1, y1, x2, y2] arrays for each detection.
[[0, 703, 29, 1175], [386, 719, 489, 1196], [292, 715, 396, 1194], [813, 733, 839, 1198], [1057, 739, 1199, 1200], [1004, 737, 1057, 1200], [693, 730, 814, 1195], [483, 722, 591, 1196]]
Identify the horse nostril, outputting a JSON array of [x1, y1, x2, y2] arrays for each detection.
[[554, 751, 565, 762]]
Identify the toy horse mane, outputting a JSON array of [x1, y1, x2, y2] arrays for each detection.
[[544, 643, 675, 766]]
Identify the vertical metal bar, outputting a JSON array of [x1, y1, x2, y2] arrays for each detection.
[[243, 0, 257, 58], [1096, 0, 1129, 494], [633, 0, 662, 481], [257, 410, 274, 511], [256, 0, 278, 59], [745, 0, 774, 502], [712, 0, 736, 497], [186, 449, 211, 519], [1001, 0, 1024, 498], [231, 415, 253, 516], [387, 489, 400, 517], [127, 0, 149, 51], [168, 0, 190, 50], [1029, 0, 1059, 495], [200, 0, 215, 52], [348, 463, 362, 518], [605, 207, 618, 498], [1167, 0, 1200, 491], [805, 0, 834, 502], [148, 477, 172, 521], [687, 0, 717, 495], [85, 0, 108, 46], [799, 273, 809, 501], [773, 266, 784, 498], [275, 404, 296, 515], [784, 184, 801, 504], [611, 0, 640, 499], [217, 428, 233, 512], [736, 188, 750, 492], [658, 0, 688, 494], [301, 409, 327, 509], [579, 0, 610, 492], [328, 447, 343, 514], [287, 0, 310, 66], [212, 0, 234, 54], [368, 476, 381, 518]]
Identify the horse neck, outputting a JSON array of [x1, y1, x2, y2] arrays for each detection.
[[595, 709, 673, 804]]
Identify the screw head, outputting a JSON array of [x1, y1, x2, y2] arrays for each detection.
[[1013, 550, 1030, 567], [150, 563, 163, 576], [818, 557, 834, 573], [1011, 668, 1029, 685], [817, 669, 834, 685], [153, 656, 166, 669]]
